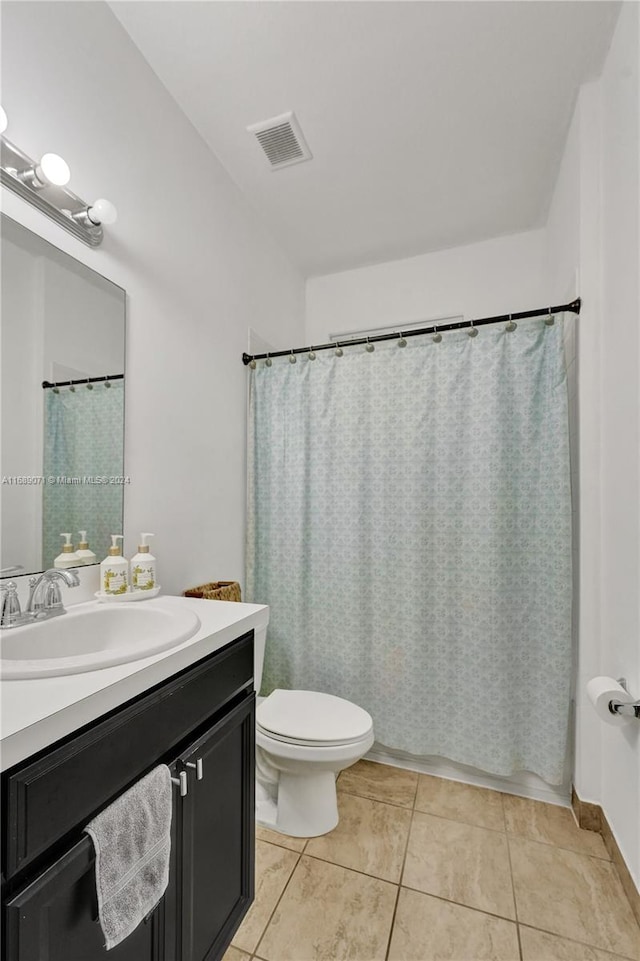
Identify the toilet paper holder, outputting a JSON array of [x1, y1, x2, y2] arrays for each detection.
[[610, 678, 640, 720]]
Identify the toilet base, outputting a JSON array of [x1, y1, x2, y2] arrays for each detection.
[[257, 770, 339, 838]]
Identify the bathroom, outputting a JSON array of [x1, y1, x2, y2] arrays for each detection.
[[0, 1, 638, 959]]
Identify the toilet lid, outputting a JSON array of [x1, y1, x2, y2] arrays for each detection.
[[256, 689, 373, 744]]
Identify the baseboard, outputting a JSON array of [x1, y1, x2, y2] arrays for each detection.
[[572, 787, 640, 926]]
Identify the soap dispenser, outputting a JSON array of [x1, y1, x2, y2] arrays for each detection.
[[76, 531, 97, 566], [54, 533, 80, 569], [130, 533, 156, 591], [100, 535, 128, 594]]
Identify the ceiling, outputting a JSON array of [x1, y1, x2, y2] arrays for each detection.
[[112, 1, 620, 277]]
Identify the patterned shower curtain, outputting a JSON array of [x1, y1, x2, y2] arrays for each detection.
[[43, 381, 124, 568], [246, 319, 572, 785]]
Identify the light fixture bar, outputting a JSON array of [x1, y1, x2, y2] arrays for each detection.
[[1, 137, 105, 247]]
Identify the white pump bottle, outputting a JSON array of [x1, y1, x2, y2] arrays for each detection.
[[100, 535, 128, 594], [76, 531, 97, 566], [130, 533, 156, 591], [54, 533, 80, 569]]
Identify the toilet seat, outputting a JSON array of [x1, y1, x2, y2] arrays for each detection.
[[256, 726, 372, 748], [257, 689, 373, 747]]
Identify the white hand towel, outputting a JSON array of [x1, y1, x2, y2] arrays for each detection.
[[85, 764, 172, 950]]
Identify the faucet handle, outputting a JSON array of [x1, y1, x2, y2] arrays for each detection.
[[44, 578, 63, 610], [1, 581, 22, 627]]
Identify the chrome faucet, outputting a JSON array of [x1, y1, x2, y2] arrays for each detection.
[[1, 569, 82, 628], [1, 569, 81, 628], [26, 569, 80, 620]]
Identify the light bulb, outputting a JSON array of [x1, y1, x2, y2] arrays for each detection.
[[87, 198, 117, 225], [0, 105, 7, 134], [36, 153, 71, 186]]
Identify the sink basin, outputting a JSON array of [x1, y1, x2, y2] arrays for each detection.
[[1, 602, 201, 679]]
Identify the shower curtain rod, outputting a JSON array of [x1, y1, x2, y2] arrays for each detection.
[[42, 373, 124, 389], [242, 297, 581, 365]]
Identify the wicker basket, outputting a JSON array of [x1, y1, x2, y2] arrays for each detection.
[[183, 580, 242, 603]]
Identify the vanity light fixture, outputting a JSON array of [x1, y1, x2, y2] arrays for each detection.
[[0, 110, 116, 247]]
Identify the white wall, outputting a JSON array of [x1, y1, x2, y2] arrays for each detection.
[[540, 3, 639, 888], [599, 2, 639, 887], [306, 230, 547, 344], [1, 1, 305, 596]]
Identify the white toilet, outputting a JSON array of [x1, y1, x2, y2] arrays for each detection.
[[253, 622, 374, 837]]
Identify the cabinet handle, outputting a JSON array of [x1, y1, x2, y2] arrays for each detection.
[[185, 758, 204, 780], [171, 771, 188, 796]]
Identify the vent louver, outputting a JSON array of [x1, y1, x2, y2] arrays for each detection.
[[247, 112, 312, 170]]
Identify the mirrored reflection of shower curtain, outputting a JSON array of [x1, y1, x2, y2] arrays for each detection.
[[43, 381, 124, 568], [246, 320, 572, 786]]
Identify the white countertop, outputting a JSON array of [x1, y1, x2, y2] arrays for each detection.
[[0, 596, 268, 771]]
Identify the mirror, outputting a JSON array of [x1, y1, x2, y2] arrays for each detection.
[[1, 215, 126, 577]]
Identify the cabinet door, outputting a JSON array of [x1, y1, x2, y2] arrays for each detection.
[[180, 694, 255, 961], [4, 835, 161, 961]]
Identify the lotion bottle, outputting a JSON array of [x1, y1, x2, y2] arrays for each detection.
[[76, 531, 97, 566], [130, 533, 156, 591], [54, 533, 80, 569], [100, 535, 128, 594]]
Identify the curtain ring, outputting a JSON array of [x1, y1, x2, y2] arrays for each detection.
[[335, 342, 344, 357], [52, 386, 60, 394], [365, 336, 375, 353], [288, 350, 297, 364], [397, 331, 407, 348], [505, 313, 517, 332], [104, 379, 111, 388], [468, 319, 478, 338], [265, 352, 272, 367], [249, 357, 257, 369], [69, 384, 76, 392], [308, 347, 316, 361], [86, 378, 94, 390], [432, 325, 442, 343], [545, 306, 555, 326]]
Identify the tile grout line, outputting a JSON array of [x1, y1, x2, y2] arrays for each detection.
[[337, 786, 418, 811], [518, 922, 640, 961], [502, 795, 524, 961], [246, 846, 303, 960], [411, 800, 614, 858], [413, 806, 507, 834], [505, 829, 617, 864], [383, 773, 420, 960], [399, 882, 522, 926], [301, 850, 404, 888], [255, 833, 308, 855]]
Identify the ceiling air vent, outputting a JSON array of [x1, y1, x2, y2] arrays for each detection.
[[247, 111, 312, 170]]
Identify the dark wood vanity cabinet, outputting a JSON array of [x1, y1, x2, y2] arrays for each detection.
[[2, 632, 256, 961]]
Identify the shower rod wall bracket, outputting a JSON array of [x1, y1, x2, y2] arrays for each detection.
[[242, 298, 581, 366], [1, 136, 106, 248]]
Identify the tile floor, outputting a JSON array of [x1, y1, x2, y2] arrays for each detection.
[[224, 760, 640, 961]]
